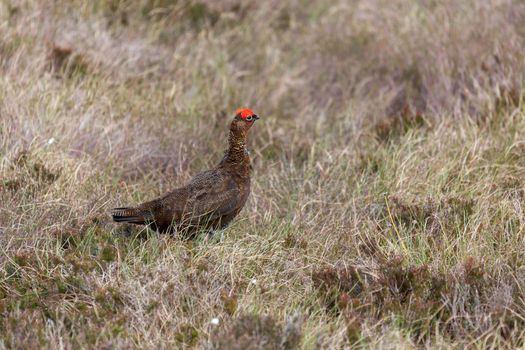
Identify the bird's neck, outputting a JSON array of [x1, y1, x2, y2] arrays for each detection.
[[225, 126, 249, 164]]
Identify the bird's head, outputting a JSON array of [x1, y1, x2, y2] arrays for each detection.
[[232, 108, 259, 131]]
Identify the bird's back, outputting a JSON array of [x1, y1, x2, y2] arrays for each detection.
[[112, 165, 250, 235]]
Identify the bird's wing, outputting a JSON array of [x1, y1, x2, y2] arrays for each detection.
[[182, 170, 241, 222]]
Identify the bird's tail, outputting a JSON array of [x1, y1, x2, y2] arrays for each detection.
[[111, 207, 146, 225]]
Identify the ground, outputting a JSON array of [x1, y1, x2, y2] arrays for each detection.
[[2, 0, 525, 349]]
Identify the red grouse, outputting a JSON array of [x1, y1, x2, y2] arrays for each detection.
[[111, 108, 259, 236]]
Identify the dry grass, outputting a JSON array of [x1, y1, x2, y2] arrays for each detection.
[[2, 0, 525, 348]]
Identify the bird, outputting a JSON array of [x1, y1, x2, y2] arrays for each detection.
[[111, 108, 259, 237]]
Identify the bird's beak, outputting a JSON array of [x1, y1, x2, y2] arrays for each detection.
[[252, 115, 259, 120]]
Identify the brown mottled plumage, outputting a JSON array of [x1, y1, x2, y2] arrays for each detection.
[[111, 109, 259, 236]]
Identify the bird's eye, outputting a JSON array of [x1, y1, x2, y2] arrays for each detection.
[[245, 115, 253, 121]]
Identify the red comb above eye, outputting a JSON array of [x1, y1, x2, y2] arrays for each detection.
[[235, 108, 254, 119]]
